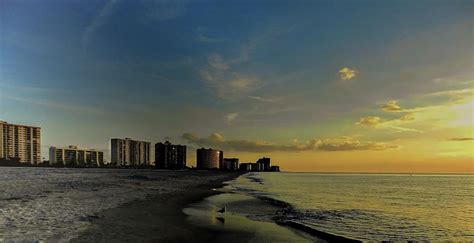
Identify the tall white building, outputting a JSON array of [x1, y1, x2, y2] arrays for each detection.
[[111, 138, 150, 167], [49, 145, 104, 167], [0, 121, 41, 164]]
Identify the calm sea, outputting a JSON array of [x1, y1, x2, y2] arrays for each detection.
[[227, 172, 474, 241]]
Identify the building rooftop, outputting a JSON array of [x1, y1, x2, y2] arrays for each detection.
[[0, 120, 41, 128]]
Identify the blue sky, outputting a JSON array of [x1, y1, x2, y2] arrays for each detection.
[[1, 0, 472, 171]]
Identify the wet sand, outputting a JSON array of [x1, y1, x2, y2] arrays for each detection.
[[72, 171, 243, 242], [183, 191, 318, 242], [72, 170, 333, 242]]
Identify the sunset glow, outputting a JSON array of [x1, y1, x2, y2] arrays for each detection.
[[1, 0, 472, 172]]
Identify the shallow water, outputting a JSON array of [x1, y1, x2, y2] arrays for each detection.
[[227, 172, 474, 241], [183, 192, 315, 242]]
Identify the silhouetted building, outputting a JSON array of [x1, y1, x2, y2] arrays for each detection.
[[49, 145, 104, 167], [256, 157, 271, 171], [111, 138, 150, 167], [222, 158, 239, 171], [155, 141, 186, 169], [270, 166, 280, 172], [0, 121, 41, 164], [239, 163, 254, 171], [196, 148, 223, 169]]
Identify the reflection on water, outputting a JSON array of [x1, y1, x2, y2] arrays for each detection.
[[228, 172, 474, 241], [183, 193, 314, 242]]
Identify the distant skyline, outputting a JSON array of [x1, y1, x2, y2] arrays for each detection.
[[1, 0, 473, 172]]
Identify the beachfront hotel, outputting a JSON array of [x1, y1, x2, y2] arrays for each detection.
[[111, 138, 150, 167], [196, 148, 223, 170], [155, 141, 186, 169], [238, 157, 279, 172], [0, 121, 41, 164], [222, 158, 239, 171], [256, 157, 271, 171], [49, 145, 104, 167]]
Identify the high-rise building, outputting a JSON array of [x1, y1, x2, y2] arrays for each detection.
[[196, 148, 223, 170], [111, 138, 150, 167], [270, 166, 280, 172], [0, 121, 41, 164], [239, 163, 254, 172], [222, 158, 239, 171], [49, 145, 104, 167], [155, 141, 186, 169], [256, 157, 271, 171]]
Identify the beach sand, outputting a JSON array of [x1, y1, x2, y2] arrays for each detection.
[[183, 191, 318, 242], [72, 170, 242, 242], [72, 170, 314, 242]]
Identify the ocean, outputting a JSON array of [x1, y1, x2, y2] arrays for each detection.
[[226, 172, 474, 241]]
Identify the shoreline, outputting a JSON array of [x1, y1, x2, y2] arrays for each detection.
[[182, 175, 360, 243], [72, 171, 244, 242]]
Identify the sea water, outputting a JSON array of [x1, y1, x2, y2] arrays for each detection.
[[227, 172, 474, 241], [0, 167, 174, 241]]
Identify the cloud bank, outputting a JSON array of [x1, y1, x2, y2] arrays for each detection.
[[447, 137, 474, 141], [181, 133, 398, 152]]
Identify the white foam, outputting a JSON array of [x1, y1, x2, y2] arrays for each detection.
[[0, 168, 175, 241]]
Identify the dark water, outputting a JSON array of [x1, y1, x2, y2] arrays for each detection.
[[228, 172, 474, 241]]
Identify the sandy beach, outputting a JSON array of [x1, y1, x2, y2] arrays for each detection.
[[1, 168, 313, 242], [71, 170, 244, 242], [72, 170, 317, 243]]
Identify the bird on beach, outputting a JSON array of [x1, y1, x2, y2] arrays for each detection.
[[216, 205, 226, 215]]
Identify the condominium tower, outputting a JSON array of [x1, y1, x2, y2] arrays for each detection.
[[111, 138, 150, 167], [196, 148, 223, 170], [155, 141, 186, 169], [222, 158, 239, 171], [0, 121, 41, 164], [49, 145, 104, 167]]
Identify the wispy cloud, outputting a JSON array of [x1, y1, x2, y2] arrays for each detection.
[[196, 27, 227, 43], [181, 133, 398, 152], [356, 115, 423, 133], [247, 96, 280, 103], [338, 67, 358, 80], [317, 137, 399, 151], [199, 69, 260, 100], [207, 53, 229, 70], [224, 113, 239, 124], [425, 88, 474, 104], [358, 87, 474, 134], [0, 82, 69, 94], [81, 0, 121, 50], [198, 27, 294, 100], [140, 0, 188, 23], [2, 95, 104, 114], [199, 50, 261, 100], [447, 137, 474, 141]]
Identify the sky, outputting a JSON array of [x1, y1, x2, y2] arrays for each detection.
[[0, 0, 473, 172]]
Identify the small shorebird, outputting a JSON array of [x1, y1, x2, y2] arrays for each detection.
[[216, 205, 226, 215]]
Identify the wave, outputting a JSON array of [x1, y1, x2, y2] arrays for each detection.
[[277, 220, 361, 242], [245, 173, 265, 184], [232, 175, 362, 242]]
